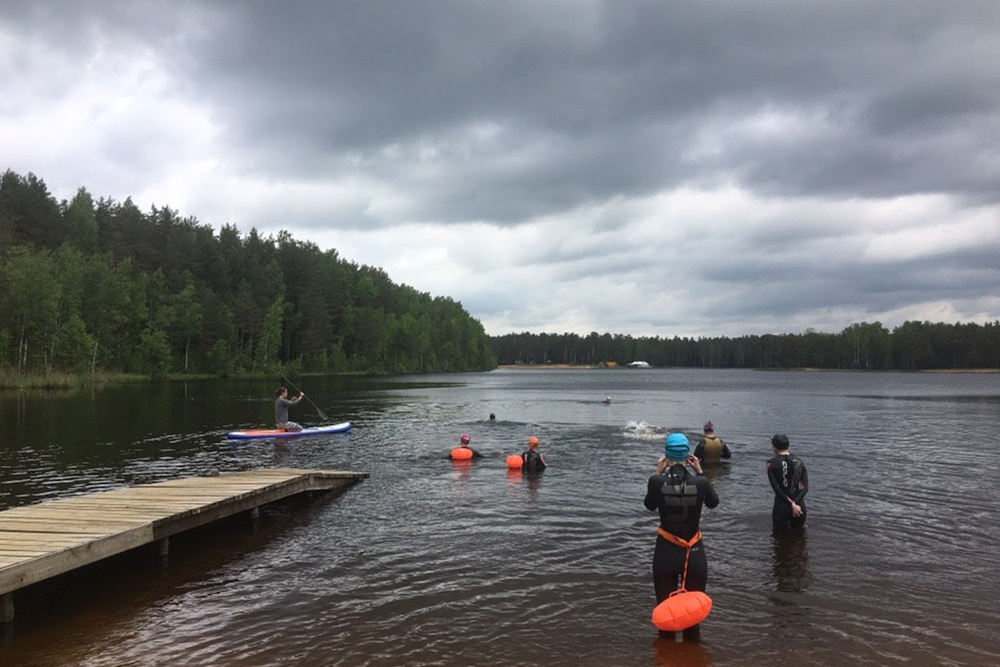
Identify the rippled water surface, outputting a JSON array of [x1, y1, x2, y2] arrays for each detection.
[[2, 369, 1000, 666]]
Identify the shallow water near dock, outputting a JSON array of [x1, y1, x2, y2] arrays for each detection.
[[1, 368, 999, 666]]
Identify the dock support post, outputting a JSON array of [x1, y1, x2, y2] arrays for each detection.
[[1, 593, 14, 623], [158, 537, 170, 557]]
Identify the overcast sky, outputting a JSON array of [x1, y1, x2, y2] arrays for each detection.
[[3, 1, 999, 337]]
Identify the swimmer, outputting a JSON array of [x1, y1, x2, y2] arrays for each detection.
[[644, 432, 719, 639], [766, 434, 808, 534], [693, 421, 732, 464], [521, 436, 547, 473], [449, 433, 482, 460]]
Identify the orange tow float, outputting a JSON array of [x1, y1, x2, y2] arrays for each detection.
[[651, 528, 713, 632]]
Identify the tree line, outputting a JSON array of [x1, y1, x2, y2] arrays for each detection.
[[491, 320, 1000, 371], [0, 169, 496, 378]]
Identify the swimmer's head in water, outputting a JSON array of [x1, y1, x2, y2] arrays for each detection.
[[460, 433, 470, 445], [528, 436, 540, 449], [664, 432, 691, 461]]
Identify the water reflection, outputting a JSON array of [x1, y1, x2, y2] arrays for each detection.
[[450, 458, 473, 483], [771, 529, 810, 594], [699, 462, 732, 485], [652, 635, 712, 667]]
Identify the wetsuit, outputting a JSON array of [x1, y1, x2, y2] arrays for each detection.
[[644, 464, 719, 635], [521, 449, 547, 473], [274, 396, 303, 432], [693, 436, 732, 464], [766, 453, 808, 532]]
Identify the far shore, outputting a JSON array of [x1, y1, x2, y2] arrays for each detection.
[[496, 364, 1000, 373]]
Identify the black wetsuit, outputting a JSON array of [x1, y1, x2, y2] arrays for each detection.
[[693, 436, 732, 464], [766, 453, 808, 532], [521, 449, 547, 473], [644, 464, 719, 630]]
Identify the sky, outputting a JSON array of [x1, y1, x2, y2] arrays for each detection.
[[2, 1, 999, 338]]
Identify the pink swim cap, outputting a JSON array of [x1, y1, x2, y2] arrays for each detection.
[[460, 433, 471, 444]]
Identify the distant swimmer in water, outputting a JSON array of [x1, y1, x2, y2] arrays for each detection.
[[274, 387, 304, 432], [450, 433, 482, 460], [693, 421, 732, 465], [521, 436, 547, 473], [489, 413, 496, 422], [766, 434, 808, 534], [645, 432, 719, 640], [603, 395, 612, 404]]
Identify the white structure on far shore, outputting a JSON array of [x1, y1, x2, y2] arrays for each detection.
[[627, 360, 651, 368]]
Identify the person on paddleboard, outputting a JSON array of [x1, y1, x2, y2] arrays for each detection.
[[766, 434, 808, 534], [693, 421, 732, 465], [644, 432, 719, 640], [274, 387, 305, 432]]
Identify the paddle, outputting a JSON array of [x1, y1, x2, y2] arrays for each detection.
[[277, 371, 330, 422]]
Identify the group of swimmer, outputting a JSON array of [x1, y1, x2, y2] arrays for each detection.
[[277, 386, 808, 639], [449, 430, 548, 473], [646, 421, 808, 638]]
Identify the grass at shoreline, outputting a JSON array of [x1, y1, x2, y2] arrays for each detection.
[[0, 368, 398, 391]]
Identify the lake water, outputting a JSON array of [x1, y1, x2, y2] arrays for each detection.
[[1, 368, 999, 666]]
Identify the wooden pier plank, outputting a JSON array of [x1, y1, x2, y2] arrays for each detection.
[[0, 468, 367, 603]]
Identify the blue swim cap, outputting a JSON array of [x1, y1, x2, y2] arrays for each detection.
[[664, 432, 691, 460]]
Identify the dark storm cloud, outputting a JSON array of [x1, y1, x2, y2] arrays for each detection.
[[3, 0, 1000, 336], [33, 0, 984, 225], [8, 0, 1000, 223]]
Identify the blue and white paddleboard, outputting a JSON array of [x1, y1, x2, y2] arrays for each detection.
[[227, 422, 353, 440]]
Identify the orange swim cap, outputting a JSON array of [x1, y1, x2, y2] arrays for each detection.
[[528, 436, 539, 446]]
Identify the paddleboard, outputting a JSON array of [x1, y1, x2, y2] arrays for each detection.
[[227, 422, 353, 440]]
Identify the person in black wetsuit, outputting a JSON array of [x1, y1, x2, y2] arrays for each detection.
[[274, 387, 304, 432], [449, 433, 482, 459], [766, 433, 808, 534], [693, 421, 732, 465], [521, 436, 547, 473], [644, 432, 719, 639]]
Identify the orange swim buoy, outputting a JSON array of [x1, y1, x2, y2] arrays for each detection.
[[651, 590, 712, 632], [505, 454, 523, 469], [450, 447, 474, 460]]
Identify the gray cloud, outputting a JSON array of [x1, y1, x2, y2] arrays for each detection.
[[2, 0, 999, 336]]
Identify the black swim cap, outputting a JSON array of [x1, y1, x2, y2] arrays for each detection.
[[771, 434, 789, 450]]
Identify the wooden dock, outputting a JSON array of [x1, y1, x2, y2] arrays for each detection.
[[0, 467, 368, 622]]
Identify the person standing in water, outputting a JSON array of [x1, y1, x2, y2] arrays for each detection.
[[645, 432, 719, 639], [521, 436, 547, 473], [449, 433, 482, 459], [693, 421, 732, 465], [274, 387, 305, 432], [766, 434, 808, 534]]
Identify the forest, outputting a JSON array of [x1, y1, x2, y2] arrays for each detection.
[[492, 320, 1000, 371], [3, 169, 996, 381], [0, 169, 496, 379]]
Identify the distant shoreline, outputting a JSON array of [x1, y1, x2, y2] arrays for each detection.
[[495, 364, 999, 373], [496, 364, 600, 370]]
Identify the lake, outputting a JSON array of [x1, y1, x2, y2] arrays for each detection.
[[2, 368, 999, 666]]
